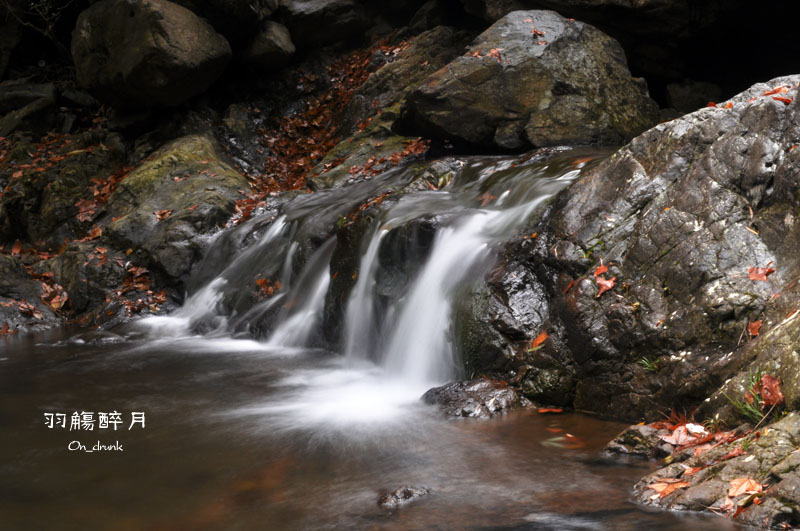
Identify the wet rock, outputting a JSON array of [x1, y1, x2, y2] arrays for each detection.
[[459, 75, 800, 420], [71, 0, 232, 109], [104, 134, 248, 284], [281, 0, 369, 50], [340, 25, 474, 136], [0, 129, 126, 247], [633, 412, 800, 527], [378, 485, 430, 509], [0, 254, 58, 331], [0, 80, 56, 136], [402, 10, 659, 150], [242, 21, 295, 71], [605, 424, 671, 459], [422, 378, 526, 418]]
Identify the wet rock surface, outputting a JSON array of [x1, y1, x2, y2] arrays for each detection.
[[632, 412, 800, 528], [71, 0, 232, 108], [422, 378, 527, 418], [402, 10, 659, 150], [461, 75, 800, 420], [378, 485, 430, 509]]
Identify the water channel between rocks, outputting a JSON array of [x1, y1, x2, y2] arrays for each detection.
[[1, 150, 735, 530]]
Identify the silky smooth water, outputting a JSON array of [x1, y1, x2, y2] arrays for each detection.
[[0, 331, 734, 530], [0, 150, 739, 530]]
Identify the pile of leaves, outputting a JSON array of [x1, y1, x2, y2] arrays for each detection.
[[230, 37, 423, 226], [641, 376, 786, 521]]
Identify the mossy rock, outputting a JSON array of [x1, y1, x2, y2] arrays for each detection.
[[105, 134, 248, 282]]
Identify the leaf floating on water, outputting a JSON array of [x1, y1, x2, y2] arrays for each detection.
[[537, 407, 563, 414]]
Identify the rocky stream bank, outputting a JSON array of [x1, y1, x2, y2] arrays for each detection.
[[3, 0, 800, 527]]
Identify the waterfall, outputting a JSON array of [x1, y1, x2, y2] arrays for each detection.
[[343, 228, 386, 361], [265, 238, 335, 347]]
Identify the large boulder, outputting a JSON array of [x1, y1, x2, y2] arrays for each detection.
[[461, 75, 800, 419], [104, 134, 249, 283], [402, 10, 659, 150], [242, 21, 296, 71], [281, 0, 369, 50], [71, 0, 232, 109]]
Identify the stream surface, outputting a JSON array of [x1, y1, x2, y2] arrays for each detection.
[[1, 150, 736, 530], [1, 331, 733, 531]]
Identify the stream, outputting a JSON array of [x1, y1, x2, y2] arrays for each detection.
[[1, 150, 734, 530]]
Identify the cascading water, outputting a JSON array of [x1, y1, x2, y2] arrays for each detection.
[[136, 150, 595, 426]]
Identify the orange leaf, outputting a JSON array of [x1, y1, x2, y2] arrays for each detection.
[[12, 170, 22, 179], [649, 480, 691, 497], [719, 447, 744, 461], [11, 240, 21, 255], [763, 86, 789, 96], [773, 96, 793, 105], [749, 266, 775, 281], [728, 478, 762, 497], [707, 102, 717, 108], [596, 276, 616, 297], [537, 408, 564, 414], [154, 209, 173, 221], [747, 320, 762, 337], [531, 331, 548, 349], [724, 102, 733, 109], [593, 264, 608, 277], [49, 292, 68, 310], [760, 374, 784, 407]]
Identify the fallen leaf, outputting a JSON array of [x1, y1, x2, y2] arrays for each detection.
[[728, 478, 762, 498], [11, 240, 21, 255], [724, 102, 733, 109], [747, 320, 762, 337], [707, 102, 717, 108], [649, 479, 691, 498], [719, 447, 745, 461], [530, 331, 548, 350], [759, 374, 784, 407], [773, 96, 794, 105], [537, 408, 564, 414], [749, 266, 775, 281], [763, 86, 790, 96], [594, 264, 608, 277], [596, 276, 616, 297], [154, 209, 173, 221]]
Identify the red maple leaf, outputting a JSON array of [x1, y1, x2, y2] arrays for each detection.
[[596, 277, 616, 297], [749, 266, 775, 281]]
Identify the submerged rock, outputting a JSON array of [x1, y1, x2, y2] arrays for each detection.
[[402, 10, 659, 150], [71, 0, 232, 108], [378, 485, 430, 509], [422, 378, 527, 418]]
